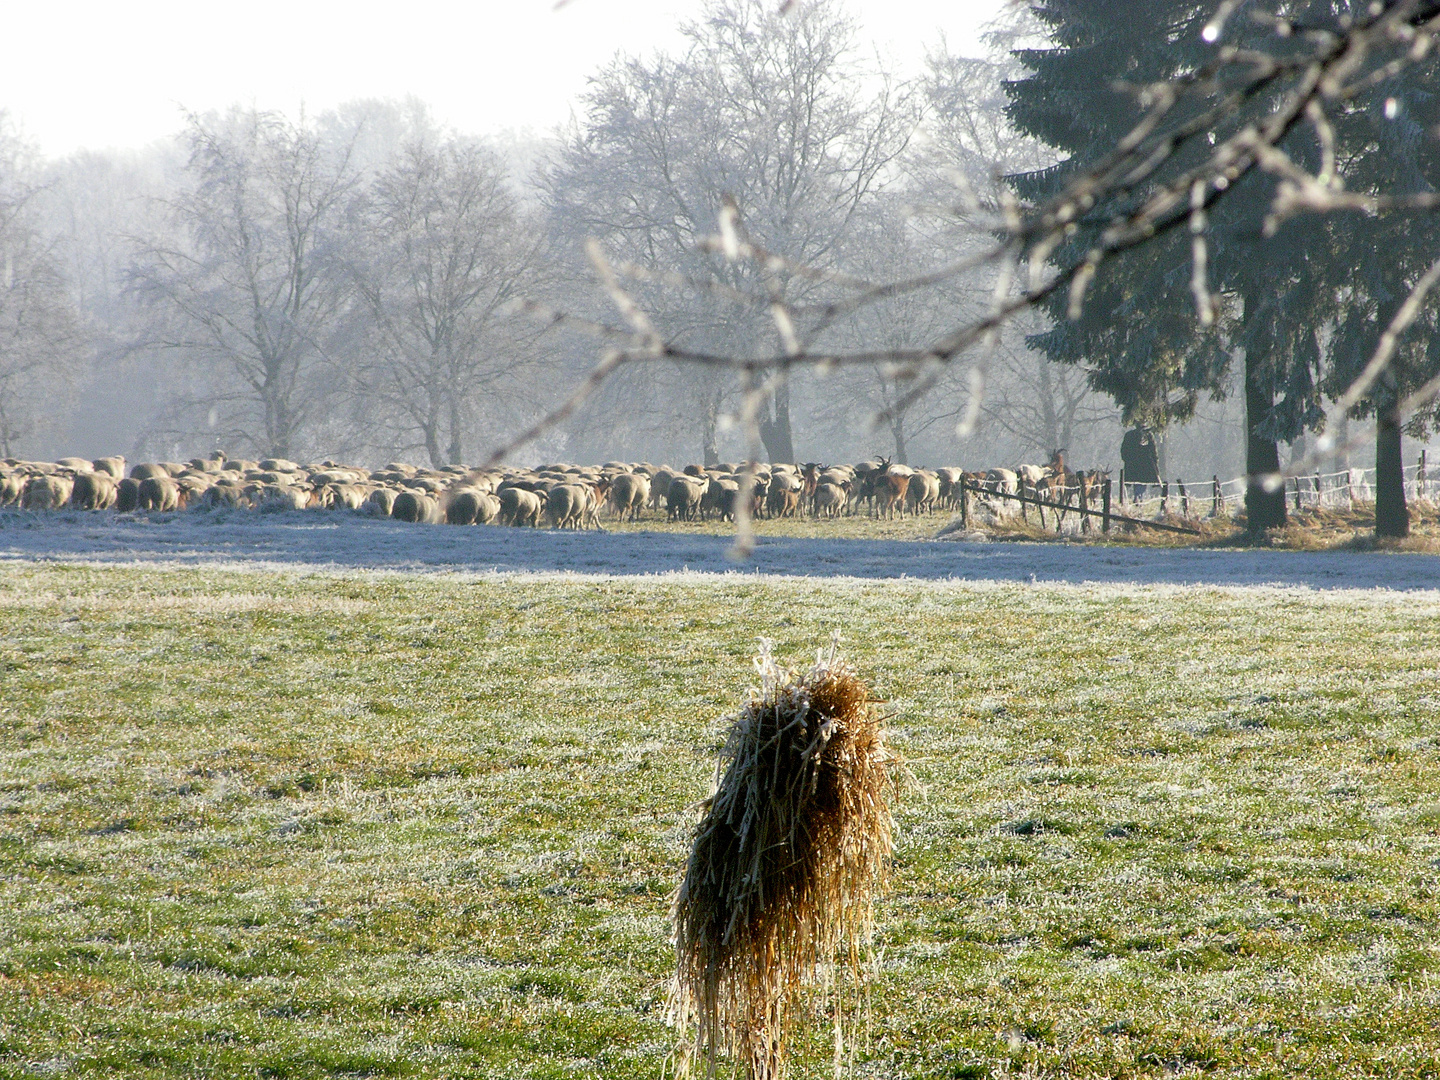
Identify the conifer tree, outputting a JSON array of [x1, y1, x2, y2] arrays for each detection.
[[1004, 0, 1440, 534]]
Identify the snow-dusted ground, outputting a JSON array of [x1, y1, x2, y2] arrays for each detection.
[[1, 509, 1438, 591]]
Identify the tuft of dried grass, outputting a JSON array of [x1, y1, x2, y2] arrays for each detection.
[[670, 638, 901, 1080]]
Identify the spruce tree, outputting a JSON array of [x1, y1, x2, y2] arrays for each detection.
[[1318, 81, 1440, 538], [1003, 1, 1440, 535]]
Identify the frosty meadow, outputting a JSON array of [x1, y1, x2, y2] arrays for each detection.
[[1, 547, 1439, 1077]]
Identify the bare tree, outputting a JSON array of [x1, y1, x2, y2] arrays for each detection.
[[910, 12, 1057, 216], [129, 108, 355, 460], [812, 198, 973, 464], [978, 313, 1119, 463], [0, 114, 85, 458], [346, 137, 548, 467], [38, 145, 181, 459], [543, 0, 914, 463]]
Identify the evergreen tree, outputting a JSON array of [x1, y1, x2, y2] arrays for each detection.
[[1318, 83, 1440, 538], [1003, 0, 1440, 534]]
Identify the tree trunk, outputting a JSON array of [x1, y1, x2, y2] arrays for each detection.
[[446, 393, 463, 467], [702, 392, 720, 467], [423, 402, 444, 469], [890, 414, 908, 466], [1244, 353, 1287, 532], [1375, 384, 1410, 538], [1037, 358, 1059, 451], [759, 380, 795, 463]]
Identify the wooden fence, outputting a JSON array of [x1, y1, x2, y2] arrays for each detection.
[[956, 479, 1203, 536]]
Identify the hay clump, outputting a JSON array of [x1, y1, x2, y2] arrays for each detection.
[[671, 638, 901, 1080]]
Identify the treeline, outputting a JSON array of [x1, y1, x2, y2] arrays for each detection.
[[0, 0, 1133, 473], [3, 0, 1425, 530]]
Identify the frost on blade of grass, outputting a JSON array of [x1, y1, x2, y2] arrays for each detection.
[[1, 564, 1439, 1077]]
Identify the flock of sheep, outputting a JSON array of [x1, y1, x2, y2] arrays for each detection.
[[0, 451, 1103, 529]]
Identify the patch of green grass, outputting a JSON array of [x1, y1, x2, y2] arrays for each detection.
[[2, 564, 1440, 1077]]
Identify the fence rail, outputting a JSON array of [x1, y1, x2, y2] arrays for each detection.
[[959, 450, 1434, 535], [1116, 451, 1435, 520], [957, 479, 1204, 536]]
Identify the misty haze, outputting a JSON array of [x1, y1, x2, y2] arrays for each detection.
[[4, 0, 1340, 487]]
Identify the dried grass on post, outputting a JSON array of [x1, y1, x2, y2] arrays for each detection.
[[671, 639, 901, 1080]]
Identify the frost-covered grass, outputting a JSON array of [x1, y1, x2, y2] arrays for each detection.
[[2, 564, 1439, 1078], [607, 499, 1440, 548]]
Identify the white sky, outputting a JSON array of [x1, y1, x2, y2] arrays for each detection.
[[2, 0, 999, 158]]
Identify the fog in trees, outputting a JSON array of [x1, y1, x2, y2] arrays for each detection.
[[543, 0, 915, 465], [127, 108, 357, 462], [0, 114, 86, 458], [344, 135, 550, 467], [6, 0, 1434, 492]]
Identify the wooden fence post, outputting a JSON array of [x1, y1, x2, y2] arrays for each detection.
[[960, 481, 969, 530], [1161, 481, 1169, 516], [1178, 477, 1189, 518], [1118, 467, 1126, 505], [1019, 481, 1028, 522], [1080, 476, 1092, 533], [1420, 449, 1428, 502], [1103, 478, 1112, 533], [1313, 471, 1322, 509], [1292, 476, 1301, 513], [1212, 475, 1222, 517]]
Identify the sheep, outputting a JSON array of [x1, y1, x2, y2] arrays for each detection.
[[92, 456, 125, 478], [364, 487, 398, 518], [130, 462, 170, 481], [499, 486, 543, 527], [137, 475, 183, 512], [935, 467, 965, 508], [0, 470, 24, 506], [579, 480, 609, 530], [701, 477, 739, 521], [115, 477, 141, 512], [69, 471, 117, 510], [766, 474, 802, 518], [445, 488, 484, 525], [544, 484, 582, 528], [649, 469, 677, 511], [22, 473, 74, 510], [474, 492, 501, 525], [258, 484, 312, 512], [391, 490, 441, 523], [984, 468, 1019, 497], [606, 472, 650, 522], [1015, 463, 1049, 489], [813, 482, 847, 519], [667, 476, 704, 521], [326, 483, 370, 511], [906, 471, 941, 515], [202, 482, 249, 509]]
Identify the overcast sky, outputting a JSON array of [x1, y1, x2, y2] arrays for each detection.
[[3, 0, 1000, 157]]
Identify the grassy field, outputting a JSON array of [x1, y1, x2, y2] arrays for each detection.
[[2, 564, 1439, 1079]]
